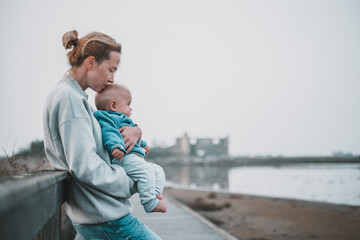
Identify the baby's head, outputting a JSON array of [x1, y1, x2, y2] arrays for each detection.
[[95, 83, 132, 117]]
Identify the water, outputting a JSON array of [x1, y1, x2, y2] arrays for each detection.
[[163, 163, 360, 206]]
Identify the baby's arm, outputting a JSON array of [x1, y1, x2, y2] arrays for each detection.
[[94, 112, 127, 157]]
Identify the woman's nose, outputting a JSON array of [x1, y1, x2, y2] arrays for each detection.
[[108, 73, 115, 83]]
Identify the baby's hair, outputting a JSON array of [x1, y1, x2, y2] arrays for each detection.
[[62, 30, 121, 67], [95, 84, 130, 111]]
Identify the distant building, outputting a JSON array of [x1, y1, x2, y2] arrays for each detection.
[[332, 151, 353, 157], [170, 133, 229, 157]]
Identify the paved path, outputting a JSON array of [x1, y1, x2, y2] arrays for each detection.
[[130, 194, 238, 240]]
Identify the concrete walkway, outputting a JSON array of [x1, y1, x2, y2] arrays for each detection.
[[130, 194, 238, 240]]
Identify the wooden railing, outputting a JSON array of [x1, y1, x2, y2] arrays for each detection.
[[0, 170, 76, 240]]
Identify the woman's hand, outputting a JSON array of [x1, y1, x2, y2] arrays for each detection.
[[119, 126, 142, 153]]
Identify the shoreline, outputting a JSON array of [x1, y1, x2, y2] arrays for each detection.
[[165, 182, 360, 207], [150, 156, 360, 167], [164, 187, 360, 240]]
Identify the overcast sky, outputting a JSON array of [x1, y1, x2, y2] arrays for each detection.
[[0, 0, 359, 157]]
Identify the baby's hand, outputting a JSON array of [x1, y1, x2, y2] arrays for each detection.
[[144, 145, 150, 155], [112, 148, 125, 161]]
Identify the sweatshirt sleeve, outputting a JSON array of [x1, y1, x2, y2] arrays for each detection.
[[94, 113, 127, 154], [59, 117, 131, 198], [138, 139, 147, 148]]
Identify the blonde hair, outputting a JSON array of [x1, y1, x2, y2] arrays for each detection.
[[62, 30, 121, 67], [95, 84, 130, 111]]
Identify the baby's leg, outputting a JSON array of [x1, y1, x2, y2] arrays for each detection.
[[118, 154, 160, 213], [149, 163, 166, 213], [150, 163, 166, 195]]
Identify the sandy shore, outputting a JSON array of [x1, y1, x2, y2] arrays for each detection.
[[164, 187, 360, 240]]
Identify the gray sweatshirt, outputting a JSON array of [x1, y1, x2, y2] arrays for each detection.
[[43, 74, 135, 224]]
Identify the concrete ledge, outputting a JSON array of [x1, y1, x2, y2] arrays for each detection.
[[0, 170, 71, 240]]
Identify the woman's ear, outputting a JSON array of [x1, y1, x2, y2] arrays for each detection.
[[109, 100, 117, 111], [85, 56, 96, 70]]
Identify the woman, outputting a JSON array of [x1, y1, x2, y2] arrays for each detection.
[[43, 30, 162, 239]]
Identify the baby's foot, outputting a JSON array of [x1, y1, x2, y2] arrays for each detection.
[[151, 199, 167, 213]]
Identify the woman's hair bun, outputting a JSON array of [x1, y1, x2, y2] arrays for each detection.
[[62, 30, 79, 50]]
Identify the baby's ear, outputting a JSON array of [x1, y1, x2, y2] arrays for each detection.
[[109, 100, 117, 111]]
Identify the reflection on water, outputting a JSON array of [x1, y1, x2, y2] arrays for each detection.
[[163, 165, 231, 189], [163, 163, 360, 206]]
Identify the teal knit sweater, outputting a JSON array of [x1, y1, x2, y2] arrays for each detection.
[[94, 110, 147, 158]]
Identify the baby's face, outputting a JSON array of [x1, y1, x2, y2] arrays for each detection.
[[115, 91, 132, 117]]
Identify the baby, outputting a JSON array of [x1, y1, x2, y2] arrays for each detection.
[[94, 84, 166, 213]]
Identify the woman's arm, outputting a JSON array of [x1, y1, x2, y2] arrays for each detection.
[[60, 117, 133, 198], [119, 125, 142, 153]]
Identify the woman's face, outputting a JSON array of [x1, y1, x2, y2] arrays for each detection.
[[88, 51, 120, 92]]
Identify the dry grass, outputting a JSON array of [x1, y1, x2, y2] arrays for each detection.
[[0, 153, 50, 177]]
